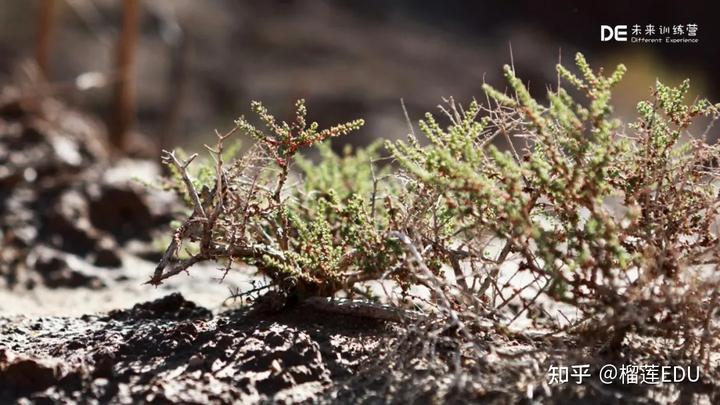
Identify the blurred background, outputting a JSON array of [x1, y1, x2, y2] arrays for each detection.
[[0, 0, 718, 313], [0, 0, 718, 153]]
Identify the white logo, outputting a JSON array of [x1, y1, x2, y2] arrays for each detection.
[[601, 25, 628, 42]]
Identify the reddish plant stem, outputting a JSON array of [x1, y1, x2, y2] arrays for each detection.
[[111, 0, 140, 151]]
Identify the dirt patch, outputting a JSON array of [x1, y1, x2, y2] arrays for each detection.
[[0, 294, 390, 404], [6, 292, 712, 404], [107, 292, 213, 321]]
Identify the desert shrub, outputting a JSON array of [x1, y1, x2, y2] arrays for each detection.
[[150, 99, 409, 301], [152, 54, 720, 362], [389, 53, 720, 357]]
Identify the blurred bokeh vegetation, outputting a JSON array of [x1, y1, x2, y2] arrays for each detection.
[[1, 0, 717, 153]]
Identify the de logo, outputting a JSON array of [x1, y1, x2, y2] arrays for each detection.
[[601, 25, 628, 42]]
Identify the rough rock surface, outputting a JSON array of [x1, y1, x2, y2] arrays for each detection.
[[0, 294, 388, 404]]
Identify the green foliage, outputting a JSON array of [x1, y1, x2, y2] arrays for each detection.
[[295, 141, 384, 200], [152, 99, 409, 299], [236, 99, 364, 168], [390, 53, 720, 353], [154, 54, 720, 360]]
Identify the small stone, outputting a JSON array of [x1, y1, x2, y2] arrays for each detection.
[[188, 354, 205, 369], [0, 351, 63, 393], [93, 238, 122, 268]]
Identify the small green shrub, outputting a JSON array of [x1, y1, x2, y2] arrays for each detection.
[[390, 54, 720, 355], [151, 99, 403, 300], [152, 54, 720, 361]]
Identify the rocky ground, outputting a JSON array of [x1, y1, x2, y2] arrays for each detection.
[[0, 82, 258, 312], [4, 291, 715, 404], [0, 293, 390, 404]]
